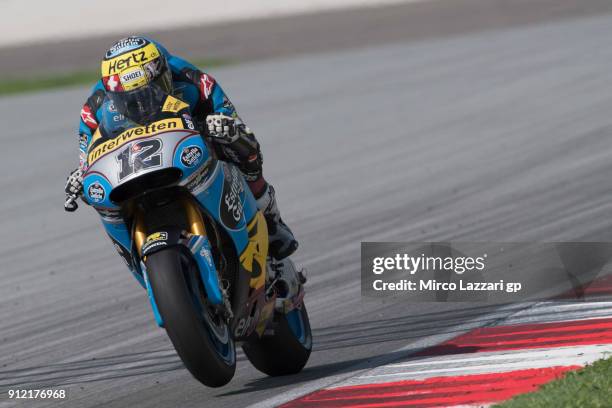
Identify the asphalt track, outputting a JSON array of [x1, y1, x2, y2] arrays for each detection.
[[2, 11, 612, 408]]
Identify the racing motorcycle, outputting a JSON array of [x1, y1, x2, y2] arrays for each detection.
[[66, 96, 312, 387]]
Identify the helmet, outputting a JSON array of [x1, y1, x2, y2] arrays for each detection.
[[101, 36, 173, 124]]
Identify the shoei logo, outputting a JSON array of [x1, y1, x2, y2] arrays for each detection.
[[120, 67, 147, 91], [106, 37, 148, 59], [120, 68, 144, 83], [88, 118, 183, 164], [102, 43, 160, 76]]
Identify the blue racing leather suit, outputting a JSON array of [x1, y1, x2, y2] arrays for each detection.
[[78, 40, 262, 179], [76, 41, 264, 282]]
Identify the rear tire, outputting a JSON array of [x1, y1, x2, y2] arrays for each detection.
[[146, 247, 236, 387], [242, 304, 312, 376]]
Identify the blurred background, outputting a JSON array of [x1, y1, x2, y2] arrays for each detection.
[[2, 1, 612, 407]]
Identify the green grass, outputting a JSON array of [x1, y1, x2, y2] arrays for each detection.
[[0, 58, 232, 96], [494, 356, 612, 408]]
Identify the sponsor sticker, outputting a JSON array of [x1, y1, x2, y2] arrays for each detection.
[[180, 146, 203, 168], [161, 96, 189, 113], [105, 37, 147, 59], [142, 231, 168, 255], [219, 165, 244, 230], [88, 118, 184, 164], [185, 163, 212, 191], [101, 43, 160, 76], [79, 133, 88, 152], [119, 67, 147, 90], [200, 246, 214, 268], [199, 74, 215, 99], [146, 231, 168, 243], [80, 105, 97, 129], [79, 152, 87, 169], [88, 182, 106, 203]]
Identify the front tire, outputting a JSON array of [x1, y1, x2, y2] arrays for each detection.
[[146, 247, 236, 387], [242, 304, 312, 376]]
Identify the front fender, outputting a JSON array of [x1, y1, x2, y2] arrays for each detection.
[[141, 227, 223, 305], [142, 231, 223, 327]]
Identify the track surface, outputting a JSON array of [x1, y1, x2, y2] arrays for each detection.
[[2, 11, 612, 408]]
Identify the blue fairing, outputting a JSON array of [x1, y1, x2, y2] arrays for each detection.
[[85, 104, 259, 325], [190, 161, 258, 256], [169, 132, 257, 256], [83, 173, 117, 209], [172, 135, 207, 179]]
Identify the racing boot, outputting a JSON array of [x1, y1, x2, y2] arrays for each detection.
[[256, 183, 298, 259]]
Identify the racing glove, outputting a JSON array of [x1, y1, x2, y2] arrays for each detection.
[[64, 168, 83, 212], [206, 114, 240, 144]]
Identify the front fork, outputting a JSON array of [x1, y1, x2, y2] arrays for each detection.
[[128, 195, 276, 339], [132, 197, 207, 257], [133, 197, 230, 327]]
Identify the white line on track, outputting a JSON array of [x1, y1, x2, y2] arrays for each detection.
[[501, 301, 612, 325], [248, 303, 536, 408], [337, 302, 612, 387], [356, 344, 612, 381], [385, 344, 612, 368]]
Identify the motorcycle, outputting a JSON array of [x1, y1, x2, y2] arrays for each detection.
[[67, 101, 312, 387]]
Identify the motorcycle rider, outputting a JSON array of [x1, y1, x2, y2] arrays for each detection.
[[65, 36, 298, 262]]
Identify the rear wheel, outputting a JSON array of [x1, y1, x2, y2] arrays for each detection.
[[242, 304, 312, 376], [146, 246, 236, 387]]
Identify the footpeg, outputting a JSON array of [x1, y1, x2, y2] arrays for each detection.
[[298, 268, 307, 284], [268, 258, 305, 313]]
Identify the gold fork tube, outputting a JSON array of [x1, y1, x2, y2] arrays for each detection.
[[182, 197, 206, 236], [133, 198, 206, 257], [134, 212, 147, 256]]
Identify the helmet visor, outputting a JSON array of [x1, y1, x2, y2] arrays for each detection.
[[107, 83, 167, 125]]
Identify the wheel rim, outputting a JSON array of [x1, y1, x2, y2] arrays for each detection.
[[201, 304, 235, 365], [184, 257, 235, 366]]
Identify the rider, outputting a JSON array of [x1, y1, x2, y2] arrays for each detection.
[[65, 36, 298, 262]]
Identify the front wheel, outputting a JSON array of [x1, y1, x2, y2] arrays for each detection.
[[146, 247, 236, 387], [242, 304, 312, 376]]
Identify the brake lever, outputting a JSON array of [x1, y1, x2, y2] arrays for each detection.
[[64, 194, 78, 212]]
